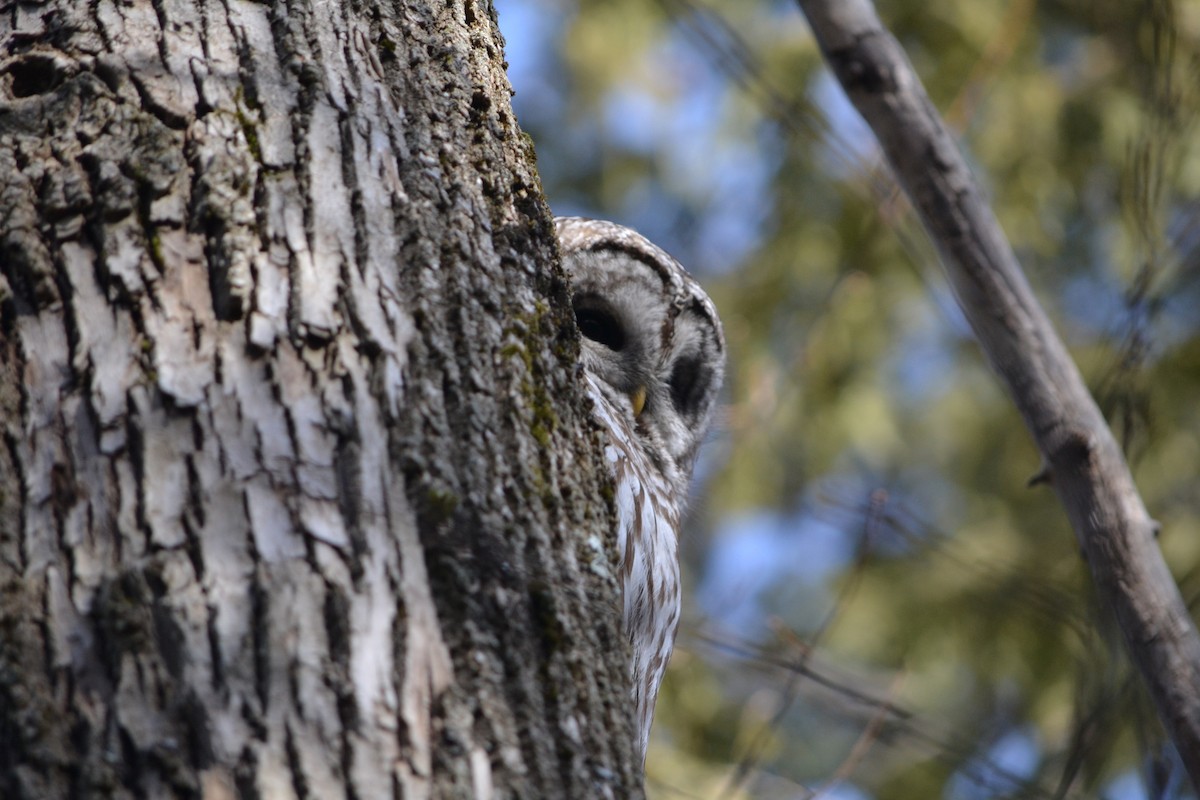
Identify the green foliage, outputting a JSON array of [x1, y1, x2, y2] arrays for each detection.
[[501, 0, 1200, 796]]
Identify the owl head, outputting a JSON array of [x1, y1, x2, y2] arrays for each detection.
[[556, 217, 726, 491]]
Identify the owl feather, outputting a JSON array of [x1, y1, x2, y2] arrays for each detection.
[[556, 217, 726, 765]]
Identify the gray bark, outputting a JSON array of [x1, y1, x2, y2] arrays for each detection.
[[797, 0, 1200, 788], [0, 1, 641, 798]]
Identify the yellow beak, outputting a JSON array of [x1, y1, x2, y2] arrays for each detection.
[[630, 386, 647, 418]]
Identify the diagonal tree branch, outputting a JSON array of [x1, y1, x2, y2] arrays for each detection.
[[796, 0, 1200, 788]]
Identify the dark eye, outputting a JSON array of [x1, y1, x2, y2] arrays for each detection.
[[669, 356, 707, 415], [575, 302, 626, 351]]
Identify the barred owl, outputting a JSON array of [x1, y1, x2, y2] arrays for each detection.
[[556, 217, 726, 763]]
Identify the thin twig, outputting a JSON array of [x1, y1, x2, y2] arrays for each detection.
[[808, 671, 905, 799]]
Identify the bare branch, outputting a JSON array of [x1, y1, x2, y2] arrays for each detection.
[[796, 0, 1200, 787]]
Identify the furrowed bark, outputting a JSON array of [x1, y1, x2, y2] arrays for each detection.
[[0, 1, 641, 798], [797, 0, 1200, 786]]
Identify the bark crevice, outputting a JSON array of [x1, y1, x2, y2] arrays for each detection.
[[1, 1, 643, 797]]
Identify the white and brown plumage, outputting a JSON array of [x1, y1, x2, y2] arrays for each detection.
[[556, 217, 726, 763]]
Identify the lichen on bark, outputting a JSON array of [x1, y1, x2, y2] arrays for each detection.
[[0, 1, 642, 797]]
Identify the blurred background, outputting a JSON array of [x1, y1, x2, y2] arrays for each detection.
[[494, 1, 1200, 797]]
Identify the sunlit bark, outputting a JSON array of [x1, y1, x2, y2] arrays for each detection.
[[0, 1, 641, 797]]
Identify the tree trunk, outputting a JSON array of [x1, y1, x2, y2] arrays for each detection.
[[0, 2, 642, 798]]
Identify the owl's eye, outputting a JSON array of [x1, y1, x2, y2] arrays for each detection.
[[669, 356, 706, 415], [575, 303, 626, 351]]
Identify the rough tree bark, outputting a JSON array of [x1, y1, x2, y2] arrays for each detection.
[[797, 0, 1200, 788], [0, 1, 642, 798]]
